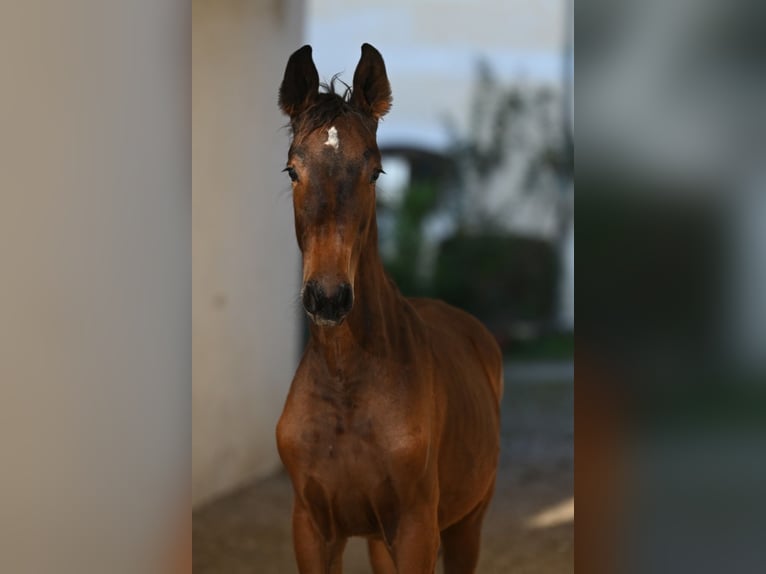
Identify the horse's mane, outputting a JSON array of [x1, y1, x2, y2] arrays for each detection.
[[289, 75, 367, 139]]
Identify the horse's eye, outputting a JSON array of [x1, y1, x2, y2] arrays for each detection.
[[370, 169, 384, 184], [284, 166, 298, 182]]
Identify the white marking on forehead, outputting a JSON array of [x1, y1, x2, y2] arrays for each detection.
[[324, 126, 339, 150]]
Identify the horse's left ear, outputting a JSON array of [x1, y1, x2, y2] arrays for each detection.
[[351, 43, 392, 120], [279, 45, 319, 118]]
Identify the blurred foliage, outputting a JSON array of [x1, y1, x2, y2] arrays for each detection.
[[382, 181, 439, 297], [433, 234, 557, 324], [445, 60, 573, 231], [506, 331, 575, 361]]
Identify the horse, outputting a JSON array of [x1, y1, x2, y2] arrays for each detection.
[[275, 43, 503, 574]]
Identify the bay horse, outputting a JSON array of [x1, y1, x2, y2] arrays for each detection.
[[276, 44, 503, 573]]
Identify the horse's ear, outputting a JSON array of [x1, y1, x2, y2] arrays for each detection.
[[279, 45, 319, 118], [351, 43, 392, 120]]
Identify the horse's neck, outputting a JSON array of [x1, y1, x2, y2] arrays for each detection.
[[351, 241, 402, 337], [309, 224, 409, 372]]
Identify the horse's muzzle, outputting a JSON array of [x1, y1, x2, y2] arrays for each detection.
[[302, 280, 354, 326]]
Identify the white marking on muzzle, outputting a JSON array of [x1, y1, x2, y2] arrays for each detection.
[[325, 126, 339, 150]]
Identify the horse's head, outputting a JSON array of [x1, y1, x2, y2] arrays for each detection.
[[279, 44, 392, 327]]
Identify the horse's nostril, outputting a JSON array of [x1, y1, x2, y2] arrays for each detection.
[[337, 283, 353, 313], [302, 281, 320, 314]]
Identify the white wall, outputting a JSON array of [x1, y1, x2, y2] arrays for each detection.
[[193, 0, 304, 506], [0, 2, 189, 570], [307, 0, 568, 149]]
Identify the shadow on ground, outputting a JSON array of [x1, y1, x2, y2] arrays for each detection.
[[193, 367, 573, 573]]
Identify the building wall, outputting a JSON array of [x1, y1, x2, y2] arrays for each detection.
[[307, 0, 568, 149], [193, 0, 304, 506]]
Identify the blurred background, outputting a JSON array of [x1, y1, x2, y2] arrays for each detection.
[[193, 0, 573, 572], [577, 0, 766, 572]]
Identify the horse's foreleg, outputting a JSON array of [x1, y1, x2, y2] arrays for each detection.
[[291, 500, 345, 574], [368, 539, 396, 574], [390, 507, 440, 574], [440, 487, 494, 574]]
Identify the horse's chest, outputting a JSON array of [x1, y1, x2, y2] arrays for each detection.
[[279, 392, 421, 537], [282, 395, 398, 476]]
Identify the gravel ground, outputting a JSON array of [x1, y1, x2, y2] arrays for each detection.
[[193, 370, 573, 573]]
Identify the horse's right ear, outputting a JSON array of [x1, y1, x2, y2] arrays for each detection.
[[351, 43, 392, 120], [279, 45, 319, 118]]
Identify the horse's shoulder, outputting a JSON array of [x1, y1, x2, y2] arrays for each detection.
[[406, 297, 503, 402]]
